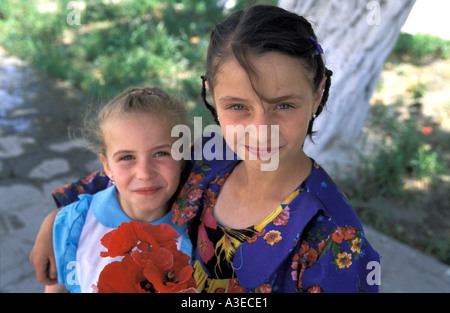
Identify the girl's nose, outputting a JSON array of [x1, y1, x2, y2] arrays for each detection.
[[136, 159, 157, 181], [251, 111, 275, 143]]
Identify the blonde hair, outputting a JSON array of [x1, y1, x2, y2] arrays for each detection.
[[83, 86, 188, 155]]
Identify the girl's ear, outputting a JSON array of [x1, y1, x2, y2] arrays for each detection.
[[99, 153, 112, 179], [313, 75, 327, 113]]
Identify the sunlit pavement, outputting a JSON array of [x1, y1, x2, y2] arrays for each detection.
[[0, 47, 101, 292]]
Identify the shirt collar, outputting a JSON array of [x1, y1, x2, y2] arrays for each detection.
[[91, 186, 131, 228], [92, 186, 188, 235]]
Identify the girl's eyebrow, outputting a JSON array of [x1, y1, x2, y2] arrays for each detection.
[[266, 94, 305, 103], [218, 94, 304, 104], [218, 96, 247, 103], [112, 144, 172, 158], [112, 150, 134, 158], [152, 144, 172, 151]]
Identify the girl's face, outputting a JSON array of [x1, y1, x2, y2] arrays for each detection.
[[99, 112, 183, 223], [210, 51, 325, 171]]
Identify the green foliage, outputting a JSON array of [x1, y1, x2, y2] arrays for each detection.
[[0, 0, 273, 117], [390, 32, 450, 62], [349, 103, 446, 199]]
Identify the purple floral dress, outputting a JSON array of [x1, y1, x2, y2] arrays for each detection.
[[170, 156, 380, 293]]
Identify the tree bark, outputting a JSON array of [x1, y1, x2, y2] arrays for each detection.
[[279, 0, 415, 174]]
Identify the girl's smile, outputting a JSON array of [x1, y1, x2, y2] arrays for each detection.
[[244, 143, 279, 159], [133, 186, 163, 196]]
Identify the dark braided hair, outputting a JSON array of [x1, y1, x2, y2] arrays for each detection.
[[201, 75, 219, 124], [201, 5, 333, 139]]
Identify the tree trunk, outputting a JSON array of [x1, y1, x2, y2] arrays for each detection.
[[279, 0, 415, 174]]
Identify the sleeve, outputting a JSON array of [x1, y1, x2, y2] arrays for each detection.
[[171, 132, 238, 228], [51, 171, 110, 208], [53, 194, 92, 291], [299, 225, 380, 293]]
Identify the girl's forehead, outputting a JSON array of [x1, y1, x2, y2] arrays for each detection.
[[101, 113, 175, 151], [101, 112, 172, 138], [103, 111, 167, 127], [214, 52, 314, 97]]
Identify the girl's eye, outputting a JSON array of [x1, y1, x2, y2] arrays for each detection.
[[230, 104, 246, 111], [119, 155, 134, 161], [277, 103, 293, 110], [155, 151, 170, 157]]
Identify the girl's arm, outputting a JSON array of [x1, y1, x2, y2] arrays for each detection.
[[52, 171, 110, 207], [30, 171, 110, 286], [45, 283, 68, 293], [29, 209, 59, 285]]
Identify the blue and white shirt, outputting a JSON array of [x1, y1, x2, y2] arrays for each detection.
[[53, 186, 192, 293]]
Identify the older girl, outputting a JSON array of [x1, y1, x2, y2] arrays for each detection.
[[172, 5, 379, 293]]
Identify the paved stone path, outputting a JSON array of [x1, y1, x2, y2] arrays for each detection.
[[0, 47, 449, 293], [0, 47, 101, 292]]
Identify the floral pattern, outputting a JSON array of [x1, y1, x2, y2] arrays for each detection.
[[52, 171, 110, 208], [264, 231, 282, 246], [170, 157, 380, 293]]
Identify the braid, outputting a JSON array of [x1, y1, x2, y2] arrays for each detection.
[[307, 68, 333, 139], [201, 75, 219, 125], [316, 68, 333, 117]]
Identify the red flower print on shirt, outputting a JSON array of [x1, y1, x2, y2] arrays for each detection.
[[273, 207, 290, 226], [331, 226, 356, 244], [198, 223, 215, 263]]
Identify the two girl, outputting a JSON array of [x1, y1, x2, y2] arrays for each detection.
[[32, 5, 380, 293]]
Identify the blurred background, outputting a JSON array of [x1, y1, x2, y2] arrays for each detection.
[[0, 0, 449, 292]]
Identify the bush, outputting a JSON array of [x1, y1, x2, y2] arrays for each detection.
[[344, 102, 447, 200], [390, 32, 450, 62]]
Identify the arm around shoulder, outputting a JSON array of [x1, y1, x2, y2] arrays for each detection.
[[29, 208, 60, 286]]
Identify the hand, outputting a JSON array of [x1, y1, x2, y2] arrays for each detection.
[[29, 209, 59, 285]]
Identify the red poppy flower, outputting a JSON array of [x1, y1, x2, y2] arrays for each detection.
[[100, 221, 178, 258], [421, 127, 433, 135], [96, 221, 196, 293], [96, 255, 148, 293], [137, 247, 195, 293]]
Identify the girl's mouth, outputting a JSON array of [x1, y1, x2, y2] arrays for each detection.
[[245, 145, 278, 158], [134, 187, 161, 196]]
